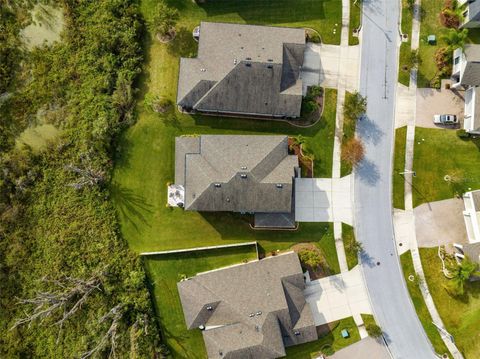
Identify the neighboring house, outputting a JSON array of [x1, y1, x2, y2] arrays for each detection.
[[174, 135, 299, 228], [177, 252, 318, 359], [451, 45, 480, 134], [459, 0, 480, 28], [454, 190, 480, 264], [176, 22, 305, 119]]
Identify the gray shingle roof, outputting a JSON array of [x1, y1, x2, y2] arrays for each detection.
[[460, 45, 480, 86], [177, 252, 318, 359], [463, 242, 480, 264], [175, 135, 298, 212], [177, 22, 305, 117]]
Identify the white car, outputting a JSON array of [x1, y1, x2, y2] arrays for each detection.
[[433, 114, 458, 125]]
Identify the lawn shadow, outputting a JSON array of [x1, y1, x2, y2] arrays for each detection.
[[136, 30, 154, 103], [198, 0, 327, 24], [167, 26, 198, 58], [356, 159, 380, 186], [109, 181, 153, 232]]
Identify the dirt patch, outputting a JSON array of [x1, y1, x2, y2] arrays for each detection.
[[290, 243, 330, 280], [21, 4, 64, 50]]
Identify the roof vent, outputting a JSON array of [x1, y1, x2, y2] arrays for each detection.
[[276, 184, 283, 188], [241, 166, 247, 170], [226, 197, 230, 202], [249, 313, 255, 318], [255, 325, 260, 332], [267, 65, 273, 69], [206, 306, 213, 311], [246, 57, 252, 60], [294, 331, 301, 336], [268, 59, 273, 62], [200, 68, 206, 72], [240, 174, 247, 179], [256, 311, 262, 316], [234, 58, 237, 65], [199, 325, 205, 330], [245, 63, 251, 67], [214, 183, 221, 188]]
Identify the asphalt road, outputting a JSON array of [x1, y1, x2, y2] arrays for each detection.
[[355, 1, 437, 358]]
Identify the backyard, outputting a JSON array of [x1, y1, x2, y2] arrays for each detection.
[[393, 126, 407, 209], [420, 248, 480, 358], [412, 128, 480, 207], [143, 244, 259, 358], [400, 251, 452, 358]]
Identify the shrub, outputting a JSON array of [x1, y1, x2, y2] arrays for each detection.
[[366, 323, 383, 338], [457, 129, 470, 139], [306, 29, 321, 43], [341, 138, 365, 168], [301, 99, 318, 116], [149, 0, 179, 37], [344, 91, 367, 123], [299, 249, 323, 269]]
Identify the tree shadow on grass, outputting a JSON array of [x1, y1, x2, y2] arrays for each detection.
[[109, 182, 153, 232], [167, 26, 198, 58]]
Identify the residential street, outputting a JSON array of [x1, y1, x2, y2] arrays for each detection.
[[355, 0, 437, 357]]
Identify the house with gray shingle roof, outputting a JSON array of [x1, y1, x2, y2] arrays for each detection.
[[454, 190, 480, 265], [451, 45, 480, 134], [176, 22, 305, 119], [174, 135, 299, 228], [177, 252, 318, 358], [459, 0, 480, 28]]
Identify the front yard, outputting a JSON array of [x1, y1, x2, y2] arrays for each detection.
[[420, 248, 480, 359], [412, 127, 480, 207]]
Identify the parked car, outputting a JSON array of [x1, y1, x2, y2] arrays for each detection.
[[433, 114, 458, 125]]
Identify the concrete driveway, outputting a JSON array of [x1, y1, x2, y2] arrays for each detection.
[[295, 176, 353, 225], [304, 266, 372, 326], [330, 337, 390, 359], [416, 86, 464, 129], [414, 198, 467, 249], [302, 43, 359, 94]]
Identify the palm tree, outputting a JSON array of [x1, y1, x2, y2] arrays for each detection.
[[442, 28, 469, 51], [447, 257, 480, 295]]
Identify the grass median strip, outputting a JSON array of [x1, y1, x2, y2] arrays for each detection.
[[398, 0, 413, 86], [393, 126, 407, 209], [343, 223, 359, 270], [400, 251, 452, 358], [349, 0, 361, 46]]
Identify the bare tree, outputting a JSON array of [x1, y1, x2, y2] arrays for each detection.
[[11, 275, 102, 330], [80, 304, 124, 359], [65, 163, 105, 189], [341, 138, 365, 168]]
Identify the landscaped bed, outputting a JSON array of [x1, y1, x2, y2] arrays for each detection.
[[420, 248, 480, 358], [343, 223, 359, 270], [393, 126, 407, 209], [398, 0, 413, 86], [412, 128, 480, 207], [400, 251, 452, 358]]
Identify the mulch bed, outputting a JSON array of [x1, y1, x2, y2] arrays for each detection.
[[290, 243, 330, 280], [288, 137, 313, 177]]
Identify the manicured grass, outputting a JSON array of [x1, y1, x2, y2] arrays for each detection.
[[412, 128, 480, 207], [400, 251, 452, 358], [340, 91, 357, 177], [360, 313, 376, 328], [316, 228, 340, 274], [398, 42, 412, 87], [285, 317, 361, 358], [141, 0, 342, 45], [393, 126, 407, 209], [343, 223, 358, 270], [420, 248, 480, 359], [417, 0, 447, 88], [398, 0, 413, 86], [349, 0, 361, 46], [144, 244, 258, 358]]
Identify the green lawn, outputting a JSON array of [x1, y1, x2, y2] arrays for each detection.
[[417, 0, 448, 88], [285, 317, 360, 358], [340, 91, 357, 177], [400, 251, 452, 358], [393, 126, 407, 209], [420, 248, 480, 359], [349, 0, 361, 46], [412, 128, 480, 207], [144, 244, 258, 358], [398, 0, 413, 86], [141, 0, 341, 45], [343, 223, 358, 270]]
